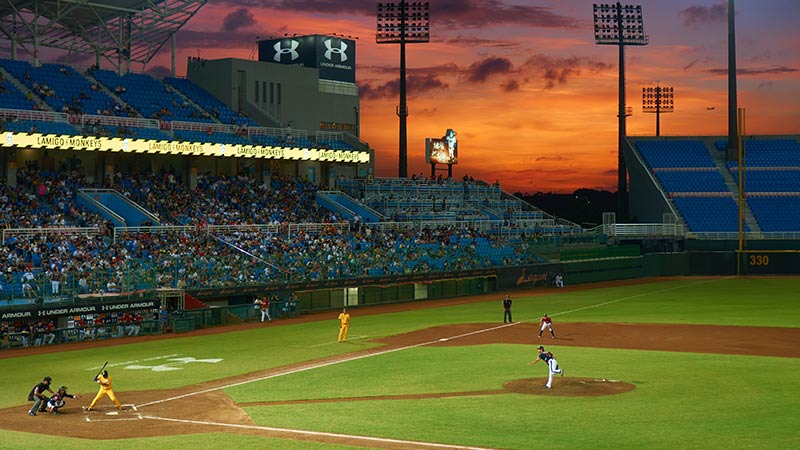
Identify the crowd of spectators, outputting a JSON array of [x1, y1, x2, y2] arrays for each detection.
[[1, 167, 537, 305]]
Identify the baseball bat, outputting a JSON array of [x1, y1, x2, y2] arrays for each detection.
[[93, 361, 108, 380]]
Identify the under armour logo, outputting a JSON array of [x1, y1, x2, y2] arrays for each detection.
[[323, 39, 348, 62], [274, 40, 299, 62]]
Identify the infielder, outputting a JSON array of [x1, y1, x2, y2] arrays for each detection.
[[527, 345, 563, 389], [337, 308, 350, 342], [85, 370, 124, 411], [538, 313, 556, 338], [46, 386, 79, 415]]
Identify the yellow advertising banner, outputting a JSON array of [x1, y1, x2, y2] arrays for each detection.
[[1, 132, 370, 164]]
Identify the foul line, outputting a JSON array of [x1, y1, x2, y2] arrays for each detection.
[[550, 277, 729, 318], [142, 415, 494, 450]]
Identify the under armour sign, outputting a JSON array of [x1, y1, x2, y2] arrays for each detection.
[[323, 39, 348, 62], [273, 40, 300, 62]]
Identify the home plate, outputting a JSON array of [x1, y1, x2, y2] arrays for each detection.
[[106, 411, 119, 416]]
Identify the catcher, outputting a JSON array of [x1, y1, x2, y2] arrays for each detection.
[[85, 370, 124, 411], [46, 386, 79, 415]]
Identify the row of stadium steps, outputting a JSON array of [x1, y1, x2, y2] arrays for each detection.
[[337, 177, 579, 236], [78, 189, 162, 227], [711, 149, 761, 234]]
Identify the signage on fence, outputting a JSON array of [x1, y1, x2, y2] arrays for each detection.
[[1, 299, 159, 320]]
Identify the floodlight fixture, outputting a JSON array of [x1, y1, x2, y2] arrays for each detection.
[[593, 3, 648, 46], [593, 1, 648, 220], [377, 1, 430, 178], [377, 2, 430, 44], [642, 85, 675, 136]]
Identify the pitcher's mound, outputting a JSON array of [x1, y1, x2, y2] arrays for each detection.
[[504, 377, 636, 396]]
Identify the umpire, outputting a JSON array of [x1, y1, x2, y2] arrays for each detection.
[[502, 294, 513, 323], [27, 376, 54, 416]]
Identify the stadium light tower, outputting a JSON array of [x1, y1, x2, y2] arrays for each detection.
[[593, 2, 648, 220], [377, 1, 430, 178], [642, 85, 674, 137]]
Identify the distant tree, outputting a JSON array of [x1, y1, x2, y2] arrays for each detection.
[[516, 189, 616, 228]]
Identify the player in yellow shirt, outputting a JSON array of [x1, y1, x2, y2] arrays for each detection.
[[337, 308, 350, 342], [85, 370, 124, 411]]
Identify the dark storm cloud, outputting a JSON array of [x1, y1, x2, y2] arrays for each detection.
[[222, 8, 257, 32], [501, 79, 520, 92], [679, 2, 727, 27], [466, 57, 513, 83], [358, 74, 448, 99], [521, 54, 612, 89], [706, 66, 798, 76], [218, 0, 580, 29]]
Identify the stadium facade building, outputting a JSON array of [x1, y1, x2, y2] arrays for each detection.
[[186, 33, 369, 186]]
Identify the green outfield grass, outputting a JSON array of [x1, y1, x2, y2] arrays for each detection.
[[1, 277, 798, 450]]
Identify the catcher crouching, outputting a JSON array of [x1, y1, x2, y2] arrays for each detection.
[[47, 386, 79, 415]]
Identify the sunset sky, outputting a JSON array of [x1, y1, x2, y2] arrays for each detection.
[[15, 1, 800, 193]]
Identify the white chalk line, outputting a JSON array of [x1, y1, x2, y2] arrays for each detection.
[[141, 415, 493, 450], [549, 277, 729, 318], [305, 334, 370, 348]]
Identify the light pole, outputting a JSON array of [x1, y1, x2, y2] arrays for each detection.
[[377, 1, 430, 178], [593, 2, 648, 220], [642, 85, 674, 137]]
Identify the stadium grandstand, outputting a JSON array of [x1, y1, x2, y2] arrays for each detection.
[[0, 1, 798, 348]]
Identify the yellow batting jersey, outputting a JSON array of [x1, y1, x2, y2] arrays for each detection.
[[338, 312, 350, 326], [97, 374, 113, 390]]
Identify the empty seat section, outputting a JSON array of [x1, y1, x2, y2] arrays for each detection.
[[672, 197, 740, 232], [729, 169, 800, 192], [654, 170, 728, 192], [636, 140, 715, 168], [747, 197, 800, 232]]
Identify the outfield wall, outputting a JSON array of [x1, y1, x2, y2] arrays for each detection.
[[4, 251, 798, 336]]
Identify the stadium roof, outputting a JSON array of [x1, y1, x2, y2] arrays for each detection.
[[0, 0, 206, 68]]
